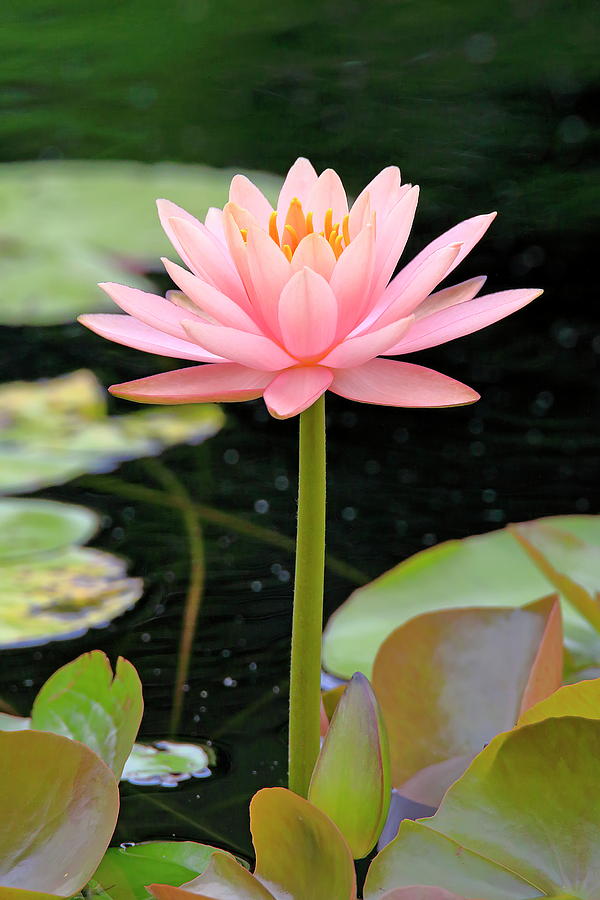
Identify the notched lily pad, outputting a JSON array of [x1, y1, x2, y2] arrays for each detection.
[[0, 370, 225, 494], [0, 159, 281, 326], [122, 740, 214, 787], [0, 498, 142, 648]]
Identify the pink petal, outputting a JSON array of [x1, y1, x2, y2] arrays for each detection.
[[110, 363, 272, 404], [321, 317, 413, 369], [277, 158, 318, 228], [264, 367, 334, 419], [222, 204, 254, 305], [383, 211, 497, 302], [330, 224, 376, 337], [183, 319, 296, 371], [245, 222, 292, 337], [204, 207, 227, 244], [305, 169, 349, 232], [291, 234, 337, 281], [331, 358, 480, 407], [161, 258, 261, 333], [79, 314, 221, 362], [278, 268, 338, 359], [229, 174, 274, 228], [413, 275, 487, 320], [369, 186, 420, 300], [348, 191, 371, 241], [386, 287, 543, 355], [156, 199, 204, 272], [168, 216, 247, 305], [352, 166, 402, 224], [98, 282, 196, 340], [371, 243, 463, 330]]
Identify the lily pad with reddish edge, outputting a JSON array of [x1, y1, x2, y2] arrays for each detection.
[[0, 730, 119, 896], [149, 788, 357, 900], [309, 673, 390, 858], [364, 717, 600, 899], [0, 160, 281, 326], [323, 515, 600, 679], [372, 597, 562, 807], [0, 370, 225, 495], [31, 650, 143, 779]]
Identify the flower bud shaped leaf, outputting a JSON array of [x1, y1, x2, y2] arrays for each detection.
[[309, 673, 391, 858]]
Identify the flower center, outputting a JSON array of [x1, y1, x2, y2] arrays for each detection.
[[243, 197, 352, 262]]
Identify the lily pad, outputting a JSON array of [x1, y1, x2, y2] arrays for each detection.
[[89, 841, 219, 900], [0, 160, 280, 326], [0, 498, 142, 649], [0, 730, 119, 896], [0, 498, 98, 562], [364, 717, 600, 899], [122, 740, 213, 787], [323, 515, 600, 679], [31, 651, 143, 779], [0, 370, 225, 494], [372, 597, 562, 807]]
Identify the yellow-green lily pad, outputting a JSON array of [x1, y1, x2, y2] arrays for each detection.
[[0, 498, 98, 562], [122, 741, 213, 787], [0, 370, 225, 494], [0, 159, 280, 326], [0, 498, 142, 648]]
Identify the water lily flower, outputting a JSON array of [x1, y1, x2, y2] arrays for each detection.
[[80, 158, 542, 419]]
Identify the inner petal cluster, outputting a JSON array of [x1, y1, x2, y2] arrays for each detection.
[[258, 198, 352, 262]]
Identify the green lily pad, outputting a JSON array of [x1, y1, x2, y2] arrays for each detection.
[[0, 730, 119, 895], [323, 515, 600, 679], [89, 841, 218, 900], [122, 740, 213, 787], [0, 160, 280, 326], [0, 498, 98, 562], [31, 651, 143, 779], [0, 370, 225, 494], [0, 498, 142, 649], [364, 717, 600, 899]]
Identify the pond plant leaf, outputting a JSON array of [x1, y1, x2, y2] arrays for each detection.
[[0, 713, 30, 731], [0, 370, 225, 494], [0, 730, 119, 896], [31, 650, 143, 778], [511, 522, 600, 632], [309, 673, 390, 858], [372, 597, 562, 806], [517, 674, 600, 727], [0, 160, 280, 326], [323, 515, 600, 678], [121, 740, 212, 787], [149, 787, 357, 900], [364, 717, 600, 900], [0, 498, 98, 562], [89, 841, 220, 900]]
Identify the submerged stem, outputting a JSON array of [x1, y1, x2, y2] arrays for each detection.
[[288, 395, 327, 797]]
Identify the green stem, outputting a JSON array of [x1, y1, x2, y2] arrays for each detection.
[[288, 395, 326, 797]]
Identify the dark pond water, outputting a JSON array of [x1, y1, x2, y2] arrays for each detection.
[[1, 0, 598, 861]]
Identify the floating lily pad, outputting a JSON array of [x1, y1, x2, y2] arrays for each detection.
[[323, 515, 600, 679], [0, 498, 142, 648], [0, 370, 225, 494], [0, 498, 98, 562], [122, 740, 213, 787], [89, 841, 219, 900], [0, 160, 280, 326]]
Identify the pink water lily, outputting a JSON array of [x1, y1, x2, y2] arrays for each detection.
[[80, 158, 542, 419]]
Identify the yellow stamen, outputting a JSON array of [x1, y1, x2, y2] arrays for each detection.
[[334, 234, 344, 258], [342, 214, 351, 247], [327, 225, 339, 251], [284, 223, 300, 252], [306, 211, 314, 234], [282, 244, 293, 262], [324, 208, 333, 240], [269, 210, 280, 246], [240, 228, 248, 242]]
